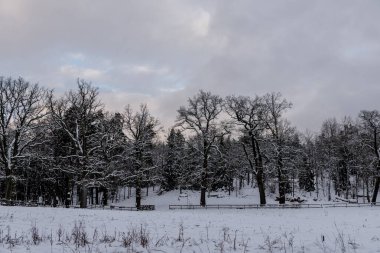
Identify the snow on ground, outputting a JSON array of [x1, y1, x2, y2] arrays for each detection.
[[1, 204, 380, 253], [112, 187, 339, 210], [0, 188, 377, 252]]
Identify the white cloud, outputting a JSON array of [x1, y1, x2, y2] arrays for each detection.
[[59, 65, 104, 80], [123, 64, 170, 76], [191, 9, 211, 37]]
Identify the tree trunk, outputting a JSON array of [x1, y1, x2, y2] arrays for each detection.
[[95, 188, 99, 205], [256, 171, 266, 205], [328, 178, 331, 201], [79, 186, 87, 208], [136, 186, 141, 209], [5, 175, 14, 200], [129, 186, 132, 199], [103, 188, 108, 206], [371, 162, 380, 203], [235, 178, 238, 197], [278, 168, 286, 204], [200, 143, 208, 207], [366, 179, 370, 203], [277, 150, 286, 204], [136, 175, 142, 209], [254, 138, 266, 204], [200, 169, 207, 207], [242, 137, 267, 205], [90, 188, 94, 205], [371, 177, 380, 203], [316, 167, 320, 198]]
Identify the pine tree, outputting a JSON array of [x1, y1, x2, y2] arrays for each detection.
[[161, 129, 185, 191]]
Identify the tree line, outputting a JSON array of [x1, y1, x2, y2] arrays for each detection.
[[1, 76, 380, 208]]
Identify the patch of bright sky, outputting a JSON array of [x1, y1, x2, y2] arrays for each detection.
[[191, 8, 211, 37]]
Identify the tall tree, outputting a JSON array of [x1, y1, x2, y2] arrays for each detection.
[[161, 128, 185, 191], [177, 90, 226, 206], [225, 95, 267, 204], [48, 80, 103, 208], [0, 77, 48, 199], [317, 118, 340, 201], [298, 134, 316, 193], [359, 110, 380, 203], [263, 92, 292, 204], [122, 104, 159, 209], [92, 112, 126, 205]]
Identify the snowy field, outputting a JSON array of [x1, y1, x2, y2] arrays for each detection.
[[1, 204, 380, 253]]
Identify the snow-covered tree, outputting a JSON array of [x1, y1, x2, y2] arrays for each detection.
[[0, 77, 48, 199], [91, 112, 126, 205], [161, 128, 185, 191], [225, 95, 267, 204], [177, 90, 227, 206], [263, 92, 292, 204], [48, 80, 103, 208], [122, 104, 160, 209], [359, 110, 380, 203]]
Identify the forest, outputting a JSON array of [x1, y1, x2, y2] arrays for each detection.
[[1, 76, 379, 209]]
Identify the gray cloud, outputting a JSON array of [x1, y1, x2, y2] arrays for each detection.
[[1, 0, 380, 133]]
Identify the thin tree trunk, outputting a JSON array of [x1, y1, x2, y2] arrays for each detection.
[[136, 176, 142, 209], [103, 188, 108, 206], [90, 188, 94, 205], [278, 168, 286, 204], [79, 186, 87, 208], [95, 188, 99, 205], [5, 175, 14, 200], [277, 150, 286, 204], [235, 178, 238, 197], [366, 179, 370, 203], [136, 186, 141, 209], [371, 162, 380, 203], [200, 172, 207, 207], [316, 167, 319, 198], [200, 143, 208, 207], [362, 179, 365, 203], [128, 186, 131, 199]]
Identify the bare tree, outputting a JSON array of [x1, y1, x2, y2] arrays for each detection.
[[177, 90, 227, 206], [263, 92, 292, 204], [122, 104, 160, 209], [225, 95, 267, 204], [359, 110, 380, 203], [48, 80, 103, 208], [0, 77, 48, 199]]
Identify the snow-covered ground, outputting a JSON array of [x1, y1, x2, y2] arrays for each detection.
[[1, 201, 380, 252]]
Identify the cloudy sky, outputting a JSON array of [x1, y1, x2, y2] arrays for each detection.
[[1, 0, 380, 132]]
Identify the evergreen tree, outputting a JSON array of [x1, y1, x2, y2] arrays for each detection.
[[161, 128, 185, 191]]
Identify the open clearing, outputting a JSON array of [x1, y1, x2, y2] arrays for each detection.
[[1, 205, 380, 253]]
